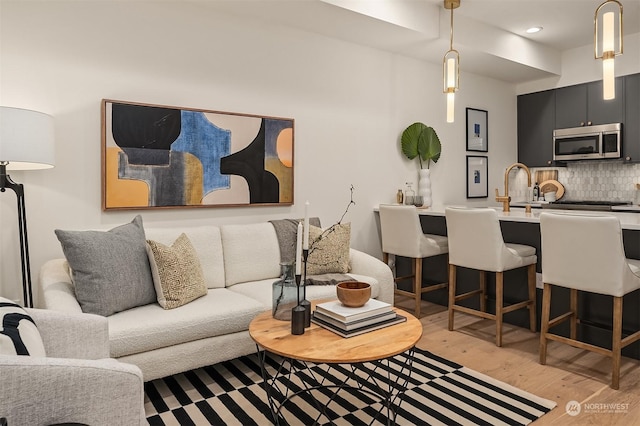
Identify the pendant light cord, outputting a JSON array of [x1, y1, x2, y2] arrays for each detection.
[[449, 5, 454, 50]]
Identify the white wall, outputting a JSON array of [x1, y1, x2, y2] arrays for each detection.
[[517, 32, 640, 94], [0, 1, 517, 304]]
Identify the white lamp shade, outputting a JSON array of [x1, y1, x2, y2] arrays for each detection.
[[447, 92, 455, 123], [603, 11, 615, 52], [0, 106, 55, 170], [603, 58, 616, 100]]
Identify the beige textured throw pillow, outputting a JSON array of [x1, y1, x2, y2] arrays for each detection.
[[146, 233, 207, 309], [306, 223, 351, 275]]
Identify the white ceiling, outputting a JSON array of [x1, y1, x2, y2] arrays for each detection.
[[191, 0, 640, 84], [442, 0, 639, 52]]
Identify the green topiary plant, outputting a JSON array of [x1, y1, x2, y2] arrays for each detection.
[[401, 122, 442, 169]]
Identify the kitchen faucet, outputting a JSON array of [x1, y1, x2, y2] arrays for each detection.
[[495, 163, 532, 212]]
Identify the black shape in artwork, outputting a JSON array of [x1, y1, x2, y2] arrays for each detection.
[[220, 119, 279, 203], [111, 103, 181, 165]]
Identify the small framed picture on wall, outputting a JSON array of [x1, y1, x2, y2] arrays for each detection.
[[466, 155, 488, 198], [466, 108, 488, 152]]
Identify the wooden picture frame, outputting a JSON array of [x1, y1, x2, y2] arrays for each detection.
[[101, 99, 294, 210], [466, 108, 488, 152], [466, 155, 488, 198]]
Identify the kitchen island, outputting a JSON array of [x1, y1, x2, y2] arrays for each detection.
[[376, 205, 640, 359], [416, 205, 640, 229]]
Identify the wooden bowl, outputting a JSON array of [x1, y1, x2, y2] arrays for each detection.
[[336, 281, 371, 307]]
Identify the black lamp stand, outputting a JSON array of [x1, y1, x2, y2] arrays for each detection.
[[0, 163, 33, 308]]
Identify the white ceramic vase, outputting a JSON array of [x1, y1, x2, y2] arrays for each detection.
[[418, 169, 432, 207]]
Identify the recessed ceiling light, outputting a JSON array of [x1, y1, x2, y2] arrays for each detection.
[[526, 26, 543, 34]]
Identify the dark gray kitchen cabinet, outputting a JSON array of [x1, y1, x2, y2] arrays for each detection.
[[555, 77, 624, 129], [624, 73, 640, 162], [555, 84, 586, 129], [517, 89, 556, 167]]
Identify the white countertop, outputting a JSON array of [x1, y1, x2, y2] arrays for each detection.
[[374, 204, 640, 231], [510, 202, 640, 212], [612, 205, 640, 212], [413, 206, 640, 230]]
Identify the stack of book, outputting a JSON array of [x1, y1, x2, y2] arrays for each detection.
[[311, 298, 406, 338]]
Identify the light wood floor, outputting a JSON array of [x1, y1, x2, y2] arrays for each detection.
[[398, 300, 640, 425]]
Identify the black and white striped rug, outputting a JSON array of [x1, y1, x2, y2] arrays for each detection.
[[144, 348, 555, 425]]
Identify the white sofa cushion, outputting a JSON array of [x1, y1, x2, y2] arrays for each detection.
[[108, 289, 265, 358], [227, 273, 380, 311], [221, 223, 281, 286], [145, 226, 225, 289]]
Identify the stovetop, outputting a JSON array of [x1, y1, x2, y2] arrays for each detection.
[[542, 200, 632, 211]]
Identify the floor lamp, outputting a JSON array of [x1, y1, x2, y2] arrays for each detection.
[[0, 107, 55, 308]]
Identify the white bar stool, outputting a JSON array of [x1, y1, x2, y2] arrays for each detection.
[[539, 212, 640, 389], [379, 204, 448, 318], [445, 207, 537, 347]]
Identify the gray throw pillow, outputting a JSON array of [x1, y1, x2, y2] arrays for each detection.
[[55, 215, 156, 317]]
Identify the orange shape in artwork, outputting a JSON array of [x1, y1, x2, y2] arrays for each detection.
[[105, 147, 149, 208], [276, 128, 293, 168], [182, 152, 204, 205]]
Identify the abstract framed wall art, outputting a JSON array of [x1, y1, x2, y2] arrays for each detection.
[[102, 100, 294, 210], [466, 107, 488, 152], [466, 155, 488, 198]]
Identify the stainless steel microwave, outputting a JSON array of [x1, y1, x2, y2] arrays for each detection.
[[553, 123, 622, 161]]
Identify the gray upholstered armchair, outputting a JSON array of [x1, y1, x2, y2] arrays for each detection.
[[0, 308, 147, 426]]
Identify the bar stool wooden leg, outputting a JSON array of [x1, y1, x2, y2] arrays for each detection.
[[570, 288, 578, 340], [612, 296, 623, 390], [539, 283, 551, 365], [479, 271, 487, 313], [383, 252, 389, 268], [414, 258, 423, 318], [448, 264, 456, 331], [496, 272, 504, 347], [528, 264, 537, 332]]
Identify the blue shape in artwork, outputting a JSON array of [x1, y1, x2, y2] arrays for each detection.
[[171, 111, 231, 194]]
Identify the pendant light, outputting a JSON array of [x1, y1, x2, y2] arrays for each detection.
[[443, 0, 460, 123], [595, 0, 623, 100]]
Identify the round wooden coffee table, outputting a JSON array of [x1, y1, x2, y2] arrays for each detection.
[[249, 301, 422, 425]]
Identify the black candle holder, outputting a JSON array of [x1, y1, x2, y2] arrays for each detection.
[[291, 274, 305, 335], [301, 249, 311, 327]]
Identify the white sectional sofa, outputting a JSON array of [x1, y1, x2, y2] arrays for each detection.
[[39, 220, 394, 381]]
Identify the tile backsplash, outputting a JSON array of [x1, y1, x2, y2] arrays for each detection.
[[533, 162, 640, 202]]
